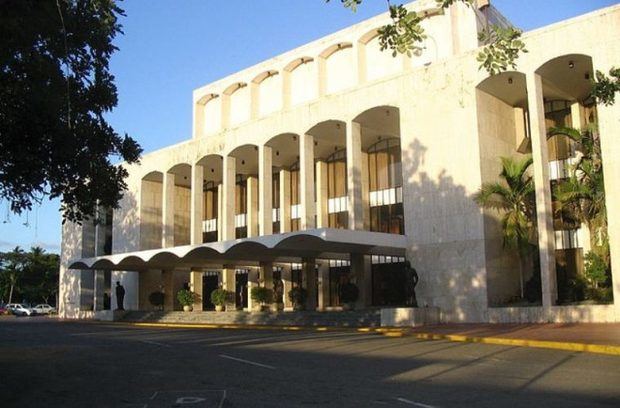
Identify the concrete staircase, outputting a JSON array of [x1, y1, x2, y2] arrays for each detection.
[[120, 310, 381, 327]]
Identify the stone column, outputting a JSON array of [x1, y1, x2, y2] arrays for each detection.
[[361, 152, 370, 230], [247, 176, 259, 237], [302, 258, 317, 311], [526, 72, 558, 309], [190, 270, 203, 311], [247, 268, 259, 311], [162, 172, 175, 248], [259, 261, 274, 290], [282, 264, 293, 310], [217, 184, 223, 241], [222, 156, 236, 241], [190, 163, 204, 245], [162, 269, 175, 311], [259, 145, 273, 236], [315, 160, 328, 228], [222, 267, 236, 310], [346, 121, 364, 230], [317, 261, 330, 311], [93, 270, 105, 311], [300, 133, 316, 230], [279, 169, 291, 233], [351, 253, 372, 309]]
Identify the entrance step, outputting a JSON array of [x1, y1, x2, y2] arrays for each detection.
[[119, 310, 381, 327]]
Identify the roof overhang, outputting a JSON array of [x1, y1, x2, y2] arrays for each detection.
[[69, 228, 408, 271]]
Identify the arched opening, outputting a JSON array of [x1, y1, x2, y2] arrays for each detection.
[[224, 82, 250, 127], [307, 120, 347, 229], [166, 163, 192, 247], [229, 145, 259, 238], [266, 133, 300, 233], [197, 154, 223, 243], [140, 171, 163, 250], [536, 54, 610, 305], [360, 30, 403, 81], [198, 93, 221, 136], [476, 71, 536, 306]]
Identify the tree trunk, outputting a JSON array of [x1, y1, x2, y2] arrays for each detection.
[[518, 254, 525, 299], [8, 284, 14, 305]]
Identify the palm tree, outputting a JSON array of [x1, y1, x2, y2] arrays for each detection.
[[548, 125, 608, 263], [0, 246, 26, 304], [474, 156, 536, 298]]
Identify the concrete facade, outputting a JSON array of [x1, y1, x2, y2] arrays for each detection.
[[59, 1, 620, 323]]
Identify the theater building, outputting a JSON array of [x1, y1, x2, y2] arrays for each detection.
[[60, 0, 620, 323]]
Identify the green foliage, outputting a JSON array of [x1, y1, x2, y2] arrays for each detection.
[[476, 26, 527, 75], [176, 289, 196, 307], [339, 282, 359, 304], [210, 288, 230, 306], [474, 156, 536, 252], [583, 251, 609, 289], [250, 286, 273, 305], [591, 67, 620, 106], [0, 0, 142, 223], [148, 291, 164, 307], [0, 246, 59, 304], [288, 287, 307, 308], [378, 5, 425, 57]]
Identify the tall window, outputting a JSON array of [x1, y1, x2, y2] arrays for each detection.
[[202, 181, 218, 243], [235, 175, 247, 239], [327, 149, 348, 229], [290, 162, 301, 231], [272, 172, 280, 234], [368, 138, 404, 234]]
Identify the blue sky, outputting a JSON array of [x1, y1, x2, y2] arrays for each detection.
[[0, 0, 617, 254]]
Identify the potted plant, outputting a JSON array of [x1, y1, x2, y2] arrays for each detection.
[[250, 286, 273, 312], [176, 289, 196, 312], [288, 287, 307, 311], [339, 282, 359, 310], [210, 288, 229, 312], [148, 291, 164, 311]]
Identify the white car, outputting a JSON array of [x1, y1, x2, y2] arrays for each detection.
[[6, 303, 35, 316], [32, 304, 56, 315]]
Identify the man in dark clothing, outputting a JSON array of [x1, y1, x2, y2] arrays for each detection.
[[404, 261, 419, 307], [115, 281, 125, 310]]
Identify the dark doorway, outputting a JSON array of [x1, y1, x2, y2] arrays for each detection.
[[372, 261, 407, 306], [329, 266, 351, 307], [235, 270, 249, 309], [202, 272, 219, 310]]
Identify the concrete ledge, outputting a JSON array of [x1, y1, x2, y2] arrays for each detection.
[[488, 305, 617, 323], [380, 307, 440, 327]]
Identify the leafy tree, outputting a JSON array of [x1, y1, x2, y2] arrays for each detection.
[[548, 126, 608, 263], [328, 0, 527, 75], [0, 247, 26, 304], [0, 0, 142, 223], [591, 67, 620, 106], [474, 156, 536, 298]]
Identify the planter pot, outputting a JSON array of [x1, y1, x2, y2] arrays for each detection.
[[183, 305, 192, 312], [215, 304, 223, 312], [260, 305, 270, 312]]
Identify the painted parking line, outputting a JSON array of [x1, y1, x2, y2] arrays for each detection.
[[219, 354, 276, 370], [139, 340, 171, 348], [396, 397, 437, 407], [147, 390, 226, 408]]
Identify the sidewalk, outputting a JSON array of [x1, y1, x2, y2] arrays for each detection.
[[398, 323, 620, 355]]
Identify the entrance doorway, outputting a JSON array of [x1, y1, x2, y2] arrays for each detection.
[[372, 260, 407, 306], [202, 272, 219, 311], [235, 269, 249, 309], [329, 264, 351, 307]]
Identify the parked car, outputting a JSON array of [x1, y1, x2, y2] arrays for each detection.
[[5, 303, 35, 316], [32, 304, 57, 315]]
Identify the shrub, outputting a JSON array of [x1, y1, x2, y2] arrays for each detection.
[[210, 288, 230, 306], [584, 251, 609, 289], [176, 289, 196, 307], [339, 282, 359, 304], [148, 291, 164, 309], [250, 287, 273, 305], [288, 287, 307, 309]]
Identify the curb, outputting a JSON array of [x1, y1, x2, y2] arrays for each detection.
[[119, 321, 620, 356]]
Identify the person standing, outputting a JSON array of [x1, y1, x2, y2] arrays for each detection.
[[115, 281, 125, 310]]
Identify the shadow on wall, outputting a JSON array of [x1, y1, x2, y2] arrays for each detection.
[[399, 138, 516, 322]]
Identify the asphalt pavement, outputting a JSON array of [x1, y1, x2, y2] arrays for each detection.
[[1, 317, 619, 407]]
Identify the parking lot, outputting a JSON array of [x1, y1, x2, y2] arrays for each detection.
[[1, 317, 619, 407]]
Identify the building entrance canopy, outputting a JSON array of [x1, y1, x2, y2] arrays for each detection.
[[69, 228, 407, 271]]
